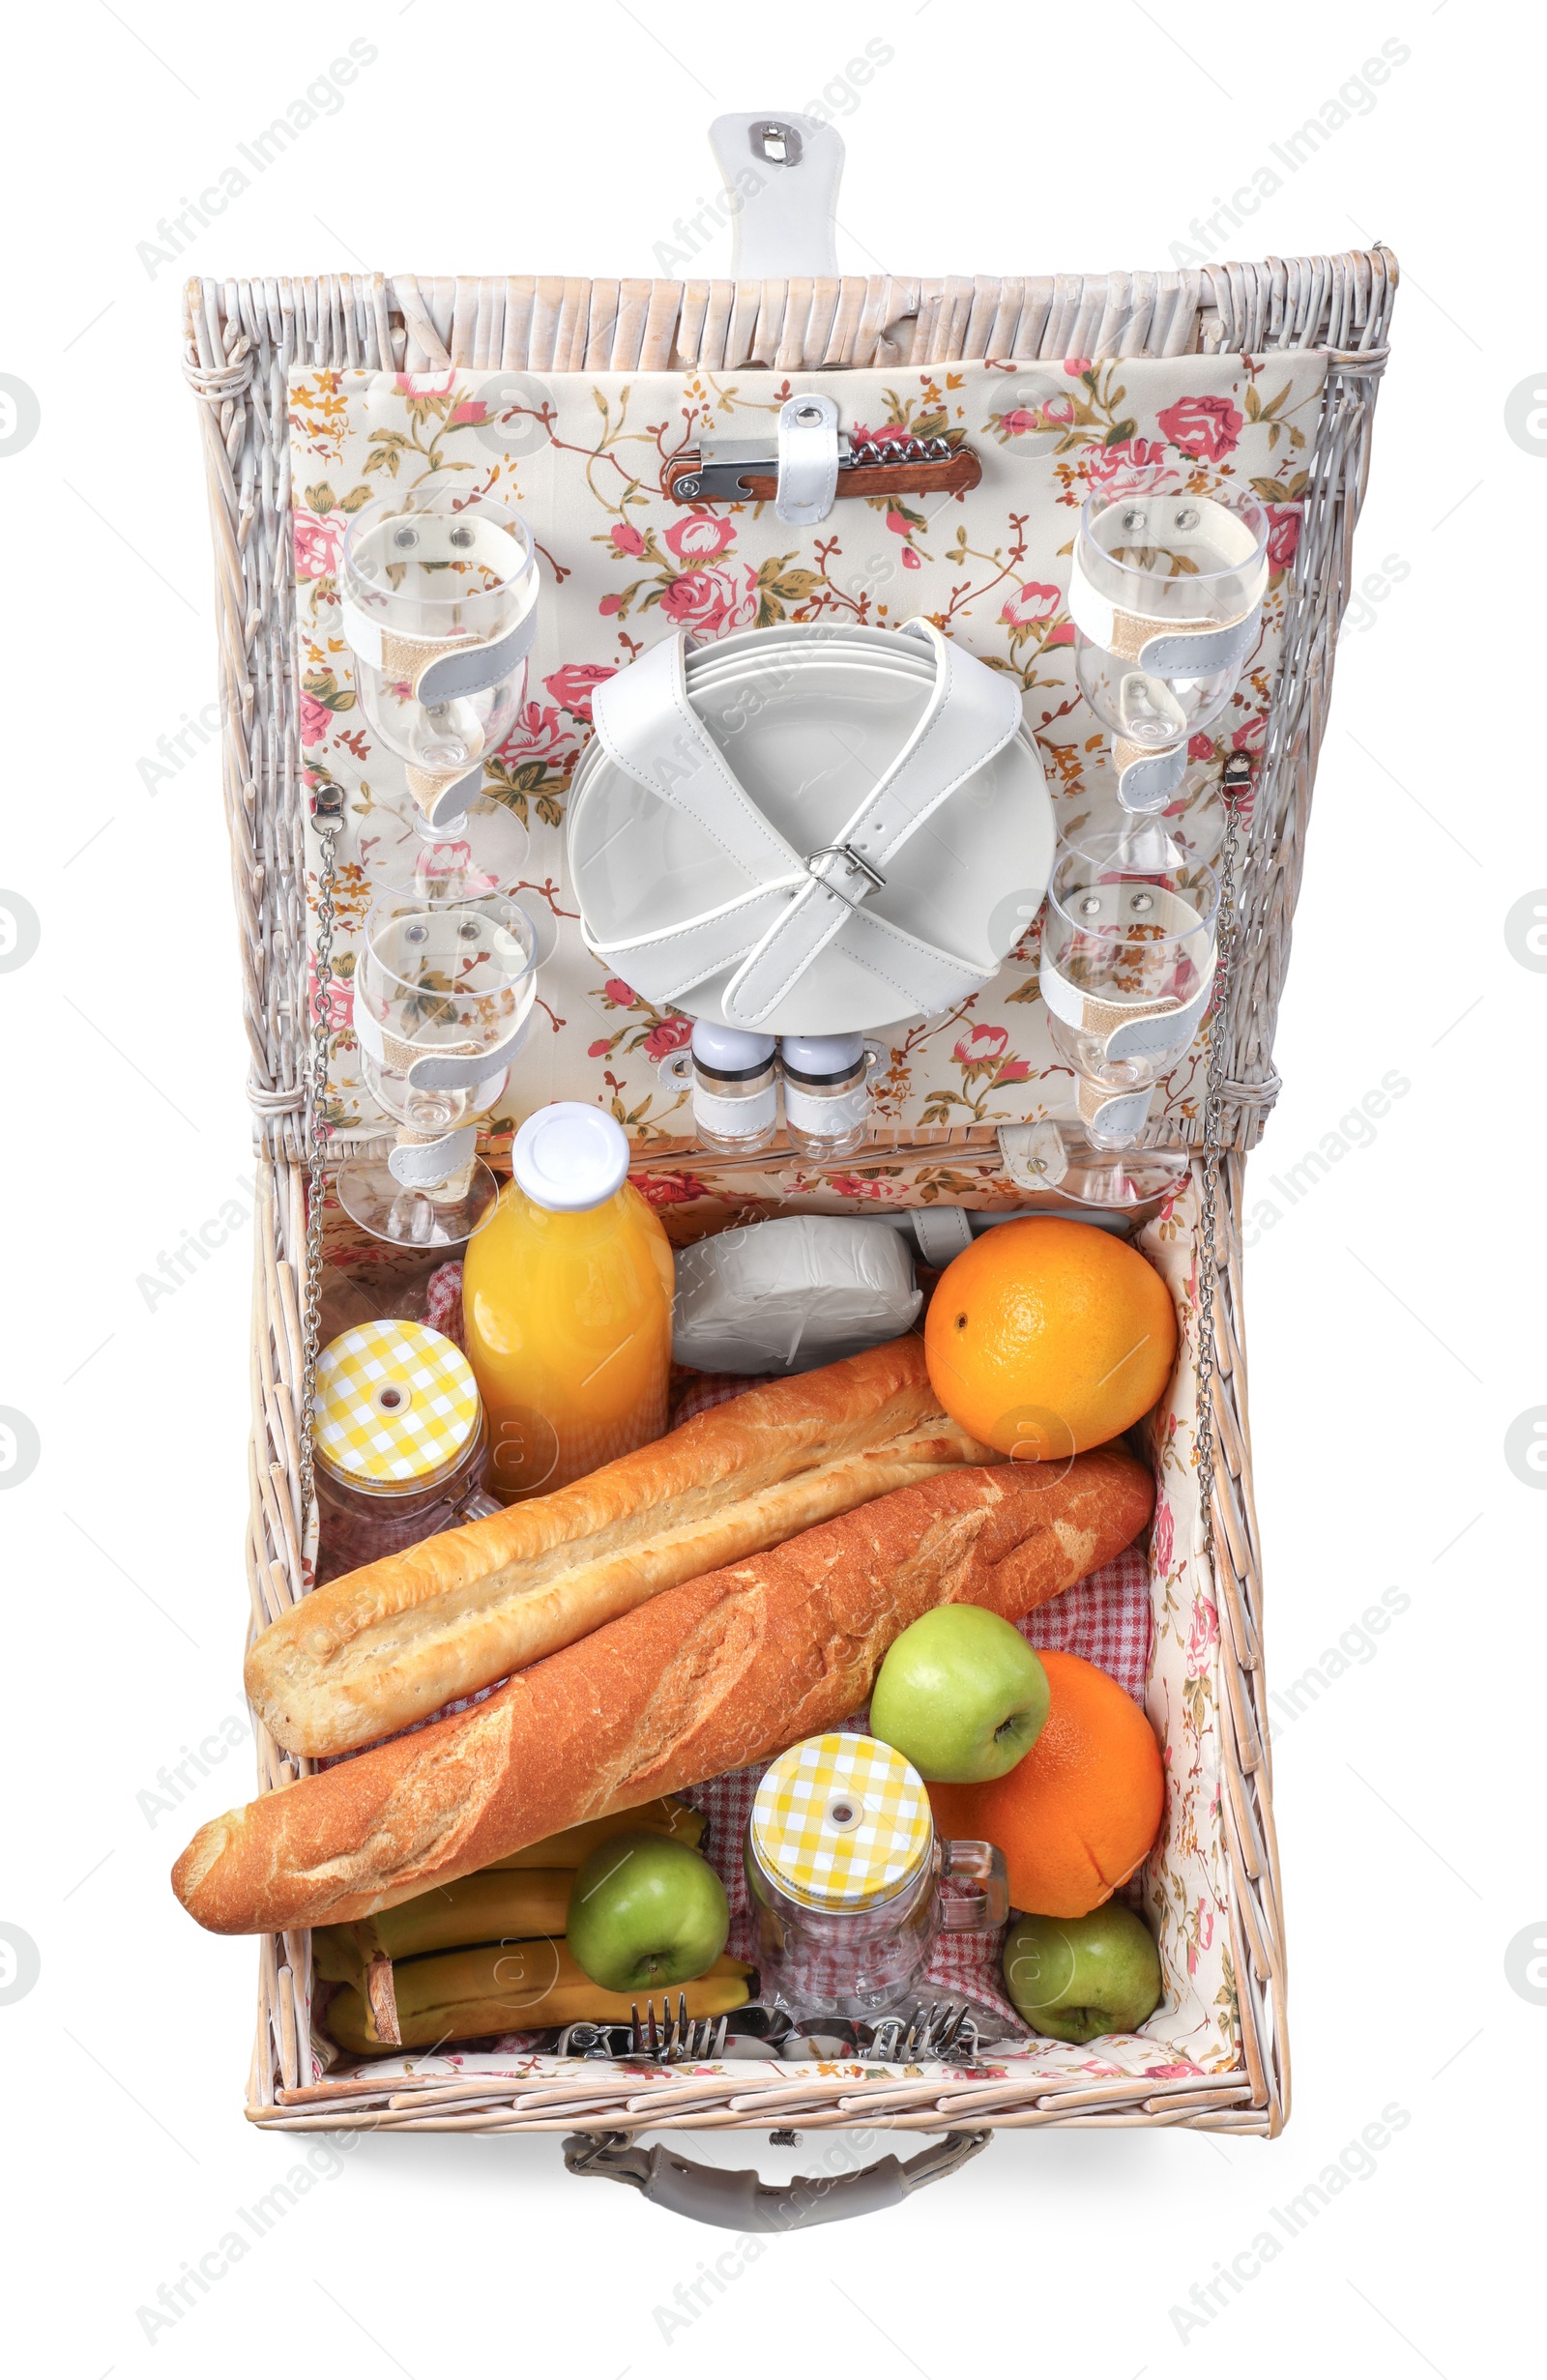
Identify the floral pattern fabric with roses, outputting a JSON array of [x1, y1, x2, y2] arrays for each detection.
[[290, 349, 1326, 1146]]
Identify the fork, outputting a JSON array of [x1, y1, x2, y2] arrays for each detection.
[[629, 1993, 730, 2062], [866, 2002, 978, 2061]]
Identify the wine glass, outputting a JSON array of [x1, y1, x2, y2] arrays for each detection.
[[1070, 478, 1269, 820], [340, 485, 539, 848], [1040, 829, 1219, 1190], [338, 888, 540, 1247]]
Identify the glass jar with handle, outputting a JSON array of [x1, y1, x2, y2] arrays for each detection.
[[311, 1320, 502, 1584], [744, 1732, 1008, 2023]]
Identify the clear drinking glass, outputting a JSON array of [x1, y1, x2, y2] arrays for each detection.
[[1040, 831, 1219, 1151], [340, 487, 539, 821], [339, 888, 540, 1248], [1072, 479, 1270, 747]]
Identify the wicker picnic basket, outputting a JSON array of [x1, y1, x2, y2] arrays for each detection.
[[181, 241, 1393, 2203]]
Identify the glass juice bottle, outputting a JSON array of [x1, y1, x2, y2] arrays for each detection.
[[461, 1102, 674, 1501]]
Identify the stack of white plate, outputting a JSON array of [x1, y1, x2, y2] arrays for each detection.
[[569, 623, 1055, 1034]]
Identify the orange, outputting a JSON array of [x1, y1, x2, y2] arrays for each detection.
[[927, 1650, 1163, 1917], [923, 1217, 1177, 1457]]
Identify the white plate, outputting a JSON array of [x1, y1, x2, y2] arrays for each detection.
[[569, 643, 1053, 1034], [686, 653, 937, 686], [686, 630, 934, 672]]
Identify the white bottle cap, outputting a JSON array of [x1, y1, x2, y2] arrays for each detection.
[[780, 1032, 866, 1081], [692, 1019, 777, 1074], [511, 1102, 630, 1212]]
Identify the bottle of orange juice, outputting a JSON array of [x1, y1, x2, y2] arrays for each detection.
[[462, 1103, 674, 1501]]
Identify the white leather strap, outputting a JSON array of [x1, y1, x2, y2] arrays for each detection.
[[353, 996, 528, 1096], [1069, 557, 1264, 678], [909, 1205, 974, 1265], [585, 625, 1018, 1026], [776, 394, 841, 526], [1067, 492, 1268, 679], [590, 633, 805, 885], [388, 1124, 479, 1189], [708, 113, 843, 278], [1040, 895, 1214, 1063], [720, 620, 1021, 1025], [1115, 740, 1187, 814], [340, 602, 538, 704], [1078, 1081, 1155, 1139]]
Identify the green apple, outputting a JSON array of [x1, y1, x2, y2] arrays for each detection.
[[1002, 1905, 1162, 2044], [567, 1831, 729, 1994], [869, 1606, 1050, 1783]]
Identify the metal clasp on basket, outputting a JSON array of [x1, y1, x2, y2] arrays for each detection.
[[1221, 750, 1254, 803], [805, 842, 887, 905]]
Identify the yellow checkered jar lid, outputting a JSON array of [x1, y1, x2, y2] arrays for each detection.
[[750, 1733, 934, 1911], [313, 1321, 481, 1491]]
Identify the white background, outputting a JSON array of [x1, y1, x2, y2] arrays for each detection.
[[0, 4, 1537, 2373]]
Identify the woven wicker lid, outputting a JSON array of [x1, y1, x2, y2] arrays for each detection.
[[750, 1732, 933, 1910], [312, 1320, 480, 1489]]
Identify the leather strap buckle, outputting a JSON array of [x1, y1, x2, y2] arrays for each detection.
[[805, 842, 887, 905]]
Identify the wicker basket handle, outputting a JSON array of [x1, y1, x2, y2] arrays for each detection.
[[561, 2126, 991, 2229]]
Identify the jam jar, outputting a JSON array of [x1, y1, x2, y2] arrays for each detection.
[[744, 1732, 1008, 2023], [311, 1319, 500, 1583]]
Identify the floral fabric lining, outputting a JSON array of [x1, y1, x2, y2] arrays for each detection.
[[290, 350, 1326, 1148]]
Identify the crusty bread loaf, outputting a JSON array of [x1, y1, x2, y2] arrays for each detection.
[[175, 1450, 1153, 1935], [248, 1338, 993, 1757]]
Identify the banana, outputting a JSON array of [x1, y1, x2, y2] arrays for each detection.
[[486, 1796, 705, 1870], [313, 1871, 575, 1988], [325, 1944, 751, 2055], [312, 1801, 706, 2005]]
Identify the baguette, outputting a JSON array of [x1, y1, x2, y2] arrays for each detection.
[[248, 1338, 995, 1757], [176, 1450, 1152, 1935]]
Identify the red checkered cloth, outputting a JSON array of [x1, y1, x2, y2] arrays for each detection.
[[423, 1260, 466, 1350]]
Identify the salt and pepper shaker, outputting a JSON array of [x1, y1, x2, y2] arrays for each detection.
[[687, 1020, 780, 1152], [779, 1032, 873, 1158]]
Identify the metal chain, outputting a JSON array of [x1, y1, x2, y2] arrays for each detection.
[[1194, 756, 1248, 1571], [299, 784, 344, 1526]]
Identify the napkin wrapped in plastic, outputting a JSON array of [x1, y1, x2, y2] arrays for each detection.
[[671, 1215, 922, 1375]]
